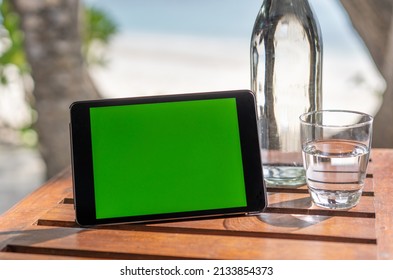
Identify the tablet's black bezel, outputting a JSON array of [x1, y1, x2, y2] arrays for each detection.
[[70, 90, 266, 226]]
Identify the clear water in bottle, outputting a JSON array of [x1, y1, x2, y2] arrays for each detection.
[[250, 0, 323, 186]]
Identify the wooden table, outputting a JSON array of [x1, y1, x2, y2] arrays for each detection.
[[1, 149, 392, 260]]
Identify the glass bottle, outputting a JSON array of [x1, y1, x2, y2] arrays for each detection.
[[250, 0, 323, 186]]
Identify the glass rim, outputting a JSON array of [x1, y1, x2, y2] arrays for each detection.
[[299, 109, 374, 128]]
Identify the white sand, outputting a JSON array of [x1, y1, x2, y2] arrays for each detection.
[[90, 32, 385, 116]]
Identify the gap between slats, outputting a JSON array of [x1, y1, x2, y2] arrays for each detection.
[[61, 194, 376, 220], [36, 209, 376, 244], [49, 173, 377, 247], [35, 217, 377, 245], [63, 196, 375, 218], [1, 228, 378, 259], [264, 207, 375, 218], [2, 245, 200, 260]]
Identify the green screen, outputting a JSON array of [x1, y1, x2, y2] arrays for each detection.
[[90, 98, 247, 219]]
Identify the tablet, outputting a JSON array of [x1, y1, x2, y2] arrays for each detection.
[[69, 90, 266, 226]]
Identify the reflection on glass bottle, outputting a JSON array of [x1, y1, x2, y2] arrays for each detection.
[[250, 0, 322, 186]]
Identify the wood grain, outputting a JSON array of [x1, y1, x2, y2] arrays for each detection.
[[37, 203, 376, 244]]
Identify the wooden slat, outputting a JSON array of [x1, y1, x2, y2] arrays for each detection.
[[0, 169, 73, 247], [61, 186, 375, 218], [61, 177, 374, 200], [0, 251, 91, 260], [2, 225, 377, 260], [37, 203, 376, 244], [2, 245, 191, 260], [370, 149, 393, 259]]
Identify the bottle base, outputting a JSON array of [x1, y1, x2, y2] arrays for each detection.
[[263, 165, 306, 186]]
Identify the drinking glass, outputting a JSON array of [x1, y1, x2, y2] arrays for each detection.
[[299, 110, 373, 209]]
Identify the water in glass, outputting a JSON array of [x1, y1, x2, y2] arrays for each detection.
[[302, 139, 370, 209]]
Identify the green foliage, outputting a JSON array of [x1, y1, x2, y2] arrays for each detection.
[[82, 5, 118, 66], [0, 0, 117, 145], [0, 1, 118, 83], [0, 0, 29, 85]]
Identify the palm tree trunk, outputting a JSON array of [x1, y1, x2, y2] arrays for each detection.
[[13, 0, 100, 178]]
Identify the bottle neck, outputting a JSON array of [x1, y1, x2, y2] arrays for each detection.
[[262, 0, 312, 17]]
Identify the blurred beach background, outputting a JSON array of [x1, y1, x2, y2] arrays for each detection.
[[0, 0, 386, 213]]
